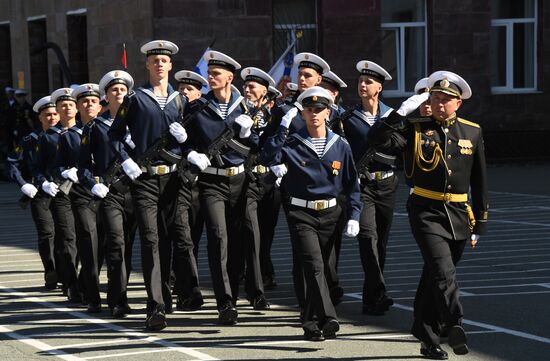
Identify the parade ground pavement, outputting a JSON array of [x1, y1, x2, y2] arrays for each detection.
[[1, 162, 549, 360]]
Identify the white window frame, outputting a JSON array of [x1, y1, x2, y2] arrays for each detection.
[[381, 17, 427, 97], [491, 2, 538, 94]]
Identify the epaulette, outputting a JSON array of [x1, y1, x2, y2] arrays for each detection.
[[69, 127, 83, 135], [127, 90, 136, 98], [409, 117, 432, 124], [50, 126, 63, 134], [30, 132, 39, 140], [23, 135, 32, 141], [457, 118, 480, 128]]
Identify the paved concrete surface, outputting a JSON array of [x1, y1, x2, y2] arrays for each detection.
[[1, 162, 549, 360]]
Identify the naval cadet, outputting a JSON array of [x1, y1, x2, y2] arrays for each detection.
[[54, 83, 103, 312], [368, 70, 488, 359], [109, 40, 188, 330], [182, 50, 256, 325], [78, 70, 137, 318], [6, 96, 59, 290], [259, 86, 361, 341], [339, 60, 398, 315]]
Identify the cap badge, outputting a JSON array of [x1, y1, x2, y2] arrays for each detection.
[[209, 52, 214, 59], [185, 72, 190, 77], [114, 71, 119, 77], [247, 69, 251, 75], [87, 85, 93, 90], [304, 54, 309, 60], [64, 89, 70, 94], [158, 42, 164, 48], [441, 79, 450, 88], [312, 95, 318, 101], [364, 63, 369, 69]]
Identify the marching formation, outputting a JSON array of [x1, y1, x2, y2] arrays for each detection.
[[5, 39, 489, 360]]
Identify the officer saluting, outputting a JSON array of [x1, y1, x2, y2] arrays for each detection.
[[260, 86, 362, 341], [368, 71, 489, 359], [109, 40, 188, 330], [7, 96, 59, 290]]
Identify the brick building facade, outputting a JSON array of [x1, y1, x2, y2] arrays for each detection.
[[1, 0, 549, 161]]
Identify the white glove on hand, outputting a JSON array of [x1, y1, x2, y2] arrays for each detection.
[[91, 183, 109, 199], [471, 234, 480, 248], [271, 164, 288, 178], [42, 180, 59, 197], [61, 167, 79, 183], [345, 220, 360, 237], [121, 158, 142, 180], [169, 122, 188, 144], [187, 151, 211, 171], [281, 107, 298, 128], [396, 92, 430, 116], [234, 114, 253, 138], [21, 183, 38, 198], [275, 177, 282, 188]]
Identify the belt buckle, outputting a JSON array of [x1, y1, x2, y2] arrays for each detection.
[[443, 193, 451, 202], [257, 165, 266, 173], [313, 200, 326, 211], [226, 167, 235, 177], [94, 176, 100, 184], [157, 165, 168, 175], [375, 172, 382, 181]]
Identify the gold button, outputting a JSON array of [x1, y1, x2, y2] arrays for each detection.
[[447, 154, 452, 159], [448, 139, 452, 144], [444, 128, 449, 133], [448, 169, 452, 175], [447, 184, 452, 190]]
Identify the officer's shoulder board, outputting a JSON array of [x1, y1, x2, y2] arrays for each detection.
[[457, 118, 480, 128], [408, 116, 432, 124]]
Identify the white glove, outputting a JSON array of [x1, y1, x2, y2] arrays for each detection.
[[42, 180, 59, 197], [396, 92, 430, 116], [471, 234, 480, 248], [275, 177, 282, 188], [234, 114, 253, 138], [281, 107, 298, 128], [345, 220, 360, 237], [61, 167, 78, 183], [271, 164, 288, 178], [169, 122, 188, 144], [187, 151, 211, 171], [121, 158, 142, 180], [91, 183, 109, 199], [21, 183, 38, 198]]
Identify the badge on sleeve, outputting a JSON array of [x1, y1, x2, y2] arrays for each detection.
[[331, 160, 341, 175]]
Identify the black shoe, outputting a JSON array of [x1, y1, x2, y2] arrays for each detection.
[[112, 303, 131, 318], [362, 303, 385, 316], [378, 294, 394, 311], [263, 277, 278, 290], [218, 300, 238, 325], [304, 328, 324, 341], [420, 342, 448, 360], [321, 318, 340, 339], [448, 325, 469, 355], [87, 303, 102, 313], [176, 293, 204, 311], [165, 303, 174, 314], [67, 285, 82, 303], [146, 305, 167, 331], [250, 295, 270, 310], [44, 270, 58, 290], [330, 286, 344, 306]]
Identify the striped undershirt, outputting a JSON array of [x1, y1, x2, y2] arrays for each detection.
[[363, 111, 380, 126], [219, 103, 229, 119], [156, 95, 169, 110], [311, 137, 327, 157]]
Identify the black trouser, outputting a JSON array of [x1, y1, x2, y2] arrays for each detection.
[[410, 230, 466, 346], [287, 204, 341, 330], [100, 189, 137, 308], [30, 191, 56, 278], [325, 193, 348, 296], [50, 192, 78, 290], [242, 175, 265, 299], [190, 183, 204, 260], [357, 175, 398, 305], [71, 183, 103, 305], [171, 180, 201, 300], [257, 172, 281, 283], [198, 171, 246, 307], [131, 172, 180, 310]]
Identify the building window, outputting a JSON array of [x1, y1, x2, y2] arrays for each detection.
[[0, 22, 13, 94], [28, 17, 49, 101], [272, 0, 317, 61], [490, 0, 537, 93], [66, 10, 89, 85], [381, 0, 426, 97]]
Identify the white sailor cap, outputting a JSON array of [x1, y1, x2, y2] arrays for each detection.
[[5, 86, 14, 93], [414, 77, 430, 95], [297, 86, 334, 109], [140, 40, 179, 57], [356, 60, 392, 83], [51, 87, 76, 103], [322, 71, 347, 89], [175, 70, 207, 90], [240, 67, 276, 88], [267, 85, 282, 99], [286, 82, 298, 92], [428, 70, 471, 100], [14, 89, 28, 96], [33, 96, 56, 113], [72, 83, 101, 101], [204, 50, 241, 72], [99, 70, 134, 95], [294, 52, 330, 74]]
